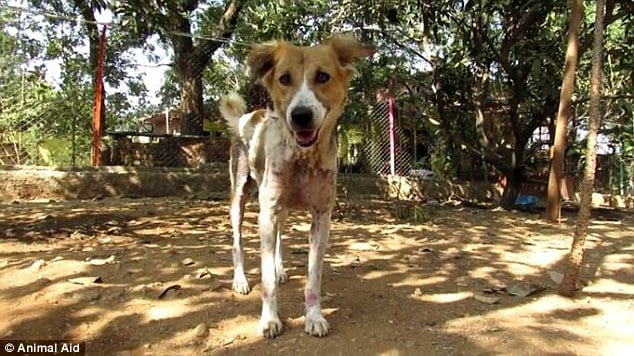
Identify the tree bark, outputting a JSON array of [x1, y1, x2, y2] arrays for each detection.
[[559, 0, 605, 297], [500, 165, 524, 210], [179, 64, 205, 135], [73, 0, 105, 127], [546, 0, 584, 223], [175, 0, 243, 135]]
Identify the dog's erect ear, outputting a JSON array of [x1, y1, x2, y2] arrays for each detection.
[[247, 40, 282, 87], [325, 35, 375, 68]]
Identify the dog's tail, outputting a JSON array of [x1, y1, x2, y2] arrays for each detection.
[[220, 92, 247, 135]]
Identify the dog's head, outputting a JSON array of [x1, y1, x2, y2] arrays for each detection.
[[247, 36, 374, 148]]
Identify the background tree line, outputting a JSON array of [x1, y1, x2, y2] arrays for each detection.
[[0, 0, 632, 209]]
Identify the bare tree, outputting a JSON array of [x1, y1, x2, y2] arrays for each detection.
[[559, 0, 606, 297], [546, 0, 584, 222]]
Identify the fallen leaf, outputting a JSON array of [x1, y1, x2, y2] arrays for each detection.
[[29, 259, 46, 271], [474, 292, 500, 304], [86, 255, 117, 266], [440, 250, 465, 261], [69, 276, 104, 285], [482, 286, 506, 294], [196, 268, 212, 279], [416, 247, 438, 256], [485, 326, 503, 333], [547, 271, 564, 284], [107, 226, 122, 234], [34, 277, 52, 288], [193, 323, 208, 338], [158, 284, 181, 299], [322, 291, 336, 302], [412, 288, 423, 297], [506, 282, 545, 297], [222, 336, 237, 346]]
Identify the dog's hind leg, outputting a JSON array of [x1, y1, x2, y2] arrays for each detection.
[[275, 208, 288, 284], [304, 209, 332, 337], [229, 142, 251, 294]]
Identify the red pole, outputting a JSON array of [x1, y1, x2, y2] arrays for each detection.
[[92, 25, 107, 167], [387, 79, 396, 176]]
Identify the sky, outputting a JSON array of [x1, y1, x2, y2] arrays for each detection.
[[5, 2, 171, 109], [95, 10, 170, 108]]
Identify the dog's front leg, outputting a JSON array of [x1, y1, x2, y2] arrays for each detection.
[[258, 190, 284, 338], [275, 208, 288, 285], [304, 209, 331, 337]]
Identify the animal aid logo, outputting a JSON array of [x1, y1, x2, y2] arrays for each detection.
[[1, 340, 85, 355]]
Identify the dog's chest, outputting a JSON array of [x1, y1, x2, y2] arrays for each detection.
[[283, 162, 336, 210]]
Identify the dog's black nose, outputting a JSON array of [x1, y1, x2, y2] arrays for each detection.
[[290, 106, 313, 128]]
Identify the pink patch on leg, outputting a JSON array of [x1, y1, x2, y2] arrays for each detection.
[[262, 290, 268, 300], [305, 291, 318, 308]]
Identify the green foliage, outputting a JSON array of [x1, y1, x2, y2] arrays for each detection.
[[430, 144, 455, 180], [1, 0, 631, 177]]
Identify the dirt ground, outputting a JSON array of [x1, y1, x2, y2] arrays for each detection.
[[0, 197, 632, 355]]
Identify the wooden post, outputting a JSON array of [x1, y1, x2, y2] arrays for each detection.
[[559, 0, 605, 297], [92, 25, 107, 167], [546, 0, 584, 222]]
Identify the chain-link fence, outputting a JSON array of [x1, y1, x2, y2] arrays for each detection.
[[0, 4, 417, 174], [1, 2, 631, 198], [0, 7, 91, 166], [338, 98, 414, 175], [0, 5, 239, 168]]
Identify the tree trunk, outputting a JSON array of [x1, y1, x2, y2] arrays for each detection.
[[179, 59, 205, 136], [173, 0, 244, 136], [559, 0, 605, 297], [74, 0, 106, 122], [500, 165, 524, 210], [172, 14, 206, 137], [546, 0, 584, 223]]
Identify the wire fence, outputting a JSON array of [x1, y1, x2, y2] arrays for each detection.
[[339, 99, 414, 175], [0, 6, 92, 166], [11, 4, 629, 191], [0, 5, 416, 175]]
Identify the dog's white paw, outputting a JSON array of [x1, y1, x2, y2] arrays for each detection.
[[305, 313, 330, 337], [259, 315, 283, 338], [232, 276, 250, 294], [277, 270, 288, 285]]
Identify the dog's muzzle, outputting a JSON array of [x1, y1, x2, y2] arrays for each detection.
[[290, 106, 319, 147]]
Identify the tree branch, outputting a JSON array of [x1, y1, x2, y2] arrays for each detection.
[[199, 0, 244, 59], [579, 0, 629, 52], [379, 29, 436, 68], [72, 0, 100, 70], [572, 94, 634, 105], [432, 72, 511, 173], [499, 4, 552, 84]]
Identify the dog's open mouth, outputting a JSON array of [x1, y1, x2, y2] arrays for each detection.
[[295, 130, 318, 147]]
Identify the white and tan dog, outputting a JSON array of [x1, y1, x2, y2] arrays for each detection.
[[220, 36, 374, 338]]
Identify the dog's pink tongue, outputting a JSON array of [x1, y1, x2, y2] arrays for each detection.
[[296, 130, 316, 146]]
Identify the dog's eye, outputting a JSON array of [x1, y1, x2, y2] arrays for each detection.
[[279, 74, 291, 86], [315, 71, 330, 84]]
